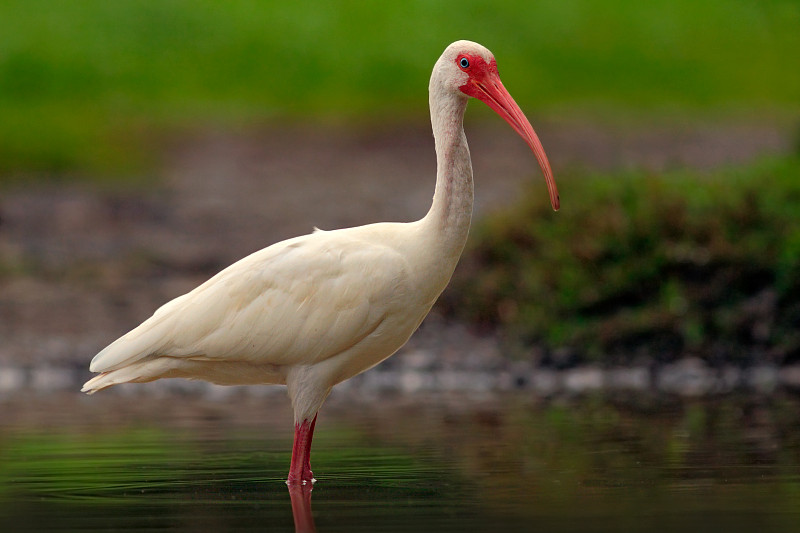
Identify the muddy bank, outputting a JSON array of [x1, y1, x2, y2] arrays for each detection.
[[0, 120, 795, 393]]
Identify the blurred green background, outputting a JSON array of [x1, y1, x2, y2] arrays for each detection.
[[2, 0, 799, 365], [1, 0, 798, 175]]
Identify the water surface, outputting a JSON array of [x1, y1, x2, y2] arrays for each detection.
[[1, 391, 799, 532]]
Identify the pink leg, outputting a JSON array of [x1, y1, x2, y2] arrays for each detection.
[[287, 414, 317, 485]]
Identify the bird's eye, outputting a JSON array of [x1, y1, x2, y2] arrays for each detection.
[[459, 57, 470, 69]]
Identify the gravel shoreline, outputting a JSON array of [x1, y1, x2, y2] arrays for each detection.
[[2, 357, 799, 398]]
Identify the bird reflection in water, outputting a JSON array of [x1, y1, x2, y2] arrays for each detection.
[[288, 483, 316, 533]]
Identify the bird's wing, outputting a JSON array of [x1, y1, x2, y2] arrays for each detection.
[[90, 229, 409, 373]]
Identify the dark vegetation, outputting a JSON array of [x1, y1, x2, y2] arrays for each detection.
[[443, 156, 800, 365]]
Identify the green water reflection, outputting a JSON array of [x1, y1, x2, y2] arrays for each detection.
[[2, 393, 800, 532]]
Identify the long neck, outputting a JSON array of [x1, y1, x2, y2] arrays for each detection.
[[420, 89, 474, 263]]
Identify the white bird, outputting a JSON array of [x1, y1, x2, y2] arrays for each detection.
[[82, 40, 559, 485]]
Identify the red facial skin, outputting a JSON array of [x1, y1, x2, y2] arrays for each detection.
[[457, 53, 559, 211]]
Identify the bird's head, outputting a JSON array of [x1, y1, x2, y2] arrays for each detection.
[[436, 40, 559, 211]]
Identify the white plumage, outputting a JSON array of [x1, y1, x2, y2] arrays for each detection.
[[83, 40, 559, 485], [85, 223, 438, 420]]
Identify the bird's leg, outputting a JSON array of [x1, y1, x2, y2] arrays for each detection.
[[287, 414, 317, 485]]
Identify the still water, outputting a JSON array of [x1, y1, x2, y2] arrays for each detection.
[[1, 390, 800, 532]]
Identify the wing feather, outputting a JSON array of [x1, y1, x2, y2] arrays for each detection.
[[90, 229, 408, 373]]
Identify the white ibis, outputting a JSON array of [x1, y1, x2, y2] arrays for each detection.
[[82, 40, 559, 485]]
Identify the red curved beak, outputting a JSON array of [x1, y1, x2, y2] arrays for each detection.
[[465, 74, 560, 211]]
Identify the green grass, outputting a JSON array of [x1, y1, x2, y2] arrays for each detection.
[[441, 155, 800, 364], [1, 0, 799, 175]]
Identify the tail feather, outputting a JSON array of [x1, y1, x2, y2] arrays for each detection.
[[81, 359, 171, 393], [81, 372, 114, 394], [82, 356, 285, 393], [89, 315, 176, 373]]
